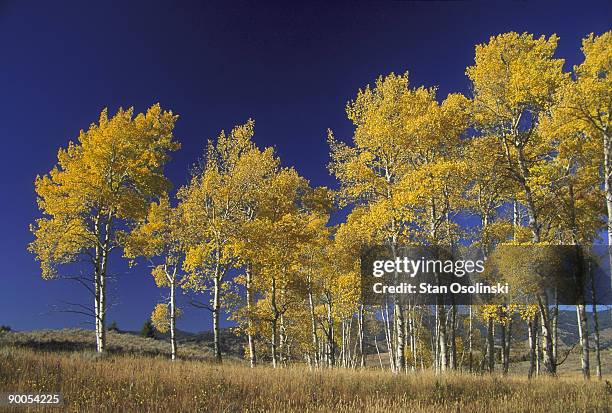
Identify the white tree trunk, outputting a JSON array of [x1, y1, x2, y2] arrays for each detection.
[[395, 303, 405, 373], [212, 274, 222, 362], [270, 277, 278, 368], [537, 294, 556, 375], [527, 319, 536, 379], [170, 276, 177, 361], [246, 265, 256, 368], [308, 286, 320, 367], [357, 304, 365, 368], [576, 304, 590, 378], [468, 306, 473, 372]]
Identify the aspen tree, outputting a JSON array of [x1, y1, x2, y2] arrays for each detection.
[[329, 72, 469, 372], [544, 31, 611, 281], [243, 166, 329, 367], [29, 105, 179, 353], [467, 32, 567, 374], [180, 120, 261, 362], [125, 196, 186, 360], [541, 113, 603, 378], [541, 32, 611, 379], [231, 145, 281, 367]]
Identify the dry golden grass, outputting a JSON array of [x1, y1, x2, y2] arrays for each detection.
[[0, 346, 610, 413]]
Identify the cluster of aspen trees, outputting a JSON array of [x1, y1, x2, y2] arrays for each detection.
[[29, 31, 610, 379]]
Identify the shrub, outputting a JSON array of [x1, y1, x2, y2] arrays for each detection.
[[140, 319, 155, 339]]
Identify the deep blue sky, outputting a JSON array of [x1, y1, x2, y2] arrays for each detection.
[[1, 1, 610, 332]]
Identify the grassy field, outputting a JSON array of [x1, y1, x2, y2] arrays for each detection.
[[0, 344, 610, 412]]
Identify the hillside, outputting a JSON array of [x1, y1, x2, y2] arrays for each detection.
[[0, 328, 244, 361], [1, 309, 609, 368]]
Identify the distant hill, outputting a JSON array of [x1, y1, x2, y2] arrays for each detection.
[[0, 328, 243, 360], [555, 309, 611, 347], [151, 327, 246, 357]]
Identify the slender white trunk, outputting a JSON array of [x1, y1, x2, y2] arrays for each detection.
[[279, 313, 287, 366], [537, 294, 556, 374], [308, 285, 320, 367], [94, 274, 101, 352], [528, 319, 536, 379], [326, 297, 335, 367], [96, 212, 112, 353], [170, 270, 177, 361], [93, 213, 103, 353], [468, 306, 473, 373], [395, 303, 405, 373], [552, 291, 558, 362], [576, 304, 590, 378], [437, 300, 448, 372], [271, 277, 278, 368], [212, 274, 221, 362], [246, 265, 256, 368], [357, 304, 365, 368], [449, 302, 457, 370]]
